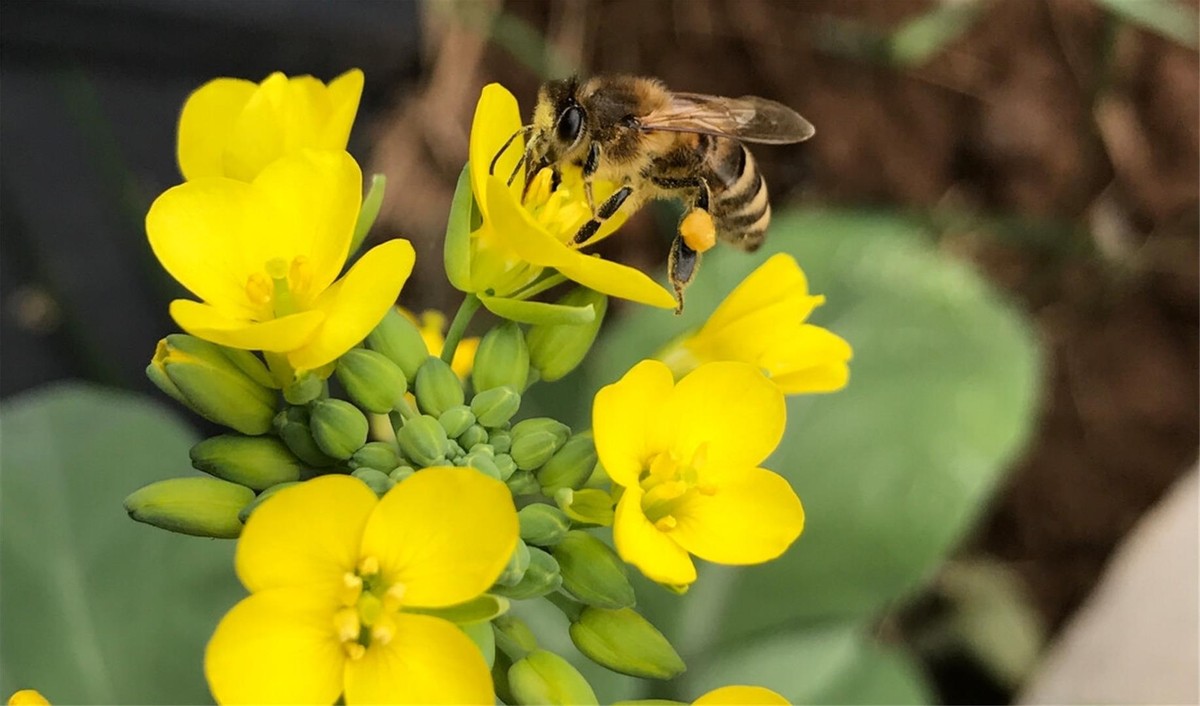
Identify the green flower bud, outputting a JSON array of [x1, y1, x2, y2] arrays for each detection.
[[537, 432, 597, 494], [494, 453, 517, 481], [569, 607, 685, 679], [388, 465, 416, 483], [472, 322, 530, 393], [458, 423, 488, 450], [365, 307, 429, 380], [274, 407, 337, 467], [349, 441, 401, 472], [282, 370, 324, 405], [511, 418, 570, 471], [489, 428, 513, 454], [555, 488, 615, 527], [309, 399, 369, 460], [508, 649, 598, 706], [438, 406, 476, 439], [496, 540, 531, 587], [335, 348, 408, 413], [471, 386, 521, 428], [189, 434, 301, 491], [553, 530, 635, 609], [395, 415, 450, 467], [492, 546, 562, 600], [148, 335, 276, 435], [124, 476, 253, 538], [237, 481, 300, 523], [463, 451, 502, 480], [220, 347, 277, 388], [526, 288, 608, 382], [351, 467, 395, 496], [414, 356, 465, 417], [506, 469, 540, 496], [493, 614, 539, 657], [519, 504, 571, 546]]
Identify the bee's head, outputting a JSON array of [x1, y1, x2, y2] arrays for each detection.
[[528, 77, 586, 172]]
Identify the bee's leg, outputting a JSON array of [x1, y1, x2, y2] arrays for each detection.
[[581, 142, 601, 214], [653, 175, 717, 254], [572, 185, 633, 245], [668, 235, 700, 315]]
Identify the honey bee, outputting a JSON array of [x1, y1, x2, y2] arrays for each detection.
[[490, 75, 814, 312]]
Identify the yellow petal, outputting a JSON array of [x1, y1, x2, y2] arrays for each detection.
[[342, 613, 493, 705], [177, 78, 257, 181], [170, 300, 324, 352], [770, 363, 850, 394], [662, 362, 784, 470], [205, 587, 345, 706], [360, 467, 517, 609], [287, 239, 415, 371], [761, 325, 853, 393], [555, 252, 678, 309], [703, 254, 810, 334], [613, 488, 696, 586], [470, 84, 526, 221], [320, 69, 365, 150], [6, 690, 50, 706], [592, 360, 674, 488], [222, 72, 289, 181], [671, 466, 803, 566], [236, 475, 377, 593], [451, 337, 480, 379], [694, 686, 791, 705]]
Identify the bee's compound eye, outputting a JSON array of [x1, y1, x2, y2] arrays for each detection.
[[557, 106, 584, 144]]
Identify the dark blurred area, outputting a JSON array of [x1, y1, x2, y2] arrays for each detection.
[[1, 0, 1197, 703]]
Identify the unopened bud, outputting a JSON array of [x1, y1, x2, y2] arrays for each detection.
[[471, 386, 521, 428], [511, 418, 570, 471], [537, 432, 597, 493], [569, 607, 685, 679], [553, 530, 635, 609], [438, 405, 476, 438], [493, 546, 562, 600], [352, 467, 395, 496], [508, 649, 598, 706], [395, 414, 450, 467], [388, 465, 416, 483], [125, 476, 253, 538], [148, 335, 276, 435], [414, 356, 464, 416], [463, 451, 502, 480], [283, 370, 324, 405], [489, 428, 513, 453], [349, 441, 401, 472], [274, 407, 337, 467], [519, 504, 571, 546], [238, 481, 300, 523], [189, 435, 301, 491], [526, 288, 608, 382], [506, 469, 540, 495], [309, 399, 369, 460], [494, 453, 518, 480], [555, 488, 615, 527], [365, 307, 429, 380], [336, 348, 408, 413], [220, 347, 277, 388], [458, 423, 488, 450], [472, 322, 530, 392], [496, 540, 531, 587]]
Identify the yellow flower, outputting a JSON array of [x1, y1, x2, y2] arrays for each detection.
[[178, 69, 364, 182], [147, 150, 414, 373], [695, 686, 790, 705], [660, 254, 852, 394], [402, 308, 479, 379], [7, 691, 49, 706], [592, 360, 804, 588], [205, 469, 518, 704], [466, 84, 676, 309]]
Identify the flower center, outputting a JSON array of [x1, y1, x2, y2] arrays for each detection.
[[333, 554, 407, 660], [244, 255, 313, 318], [522, 168, 594, 248], [638, 445, 716, 531]]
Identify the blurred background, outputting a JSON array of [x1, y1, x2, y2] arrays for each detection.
[[1, 0, 1196, 704]]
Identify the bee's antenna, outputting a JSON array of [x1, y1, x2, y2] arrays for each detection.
[[489, 125, 533, 176], [507, 144, 531, 187]]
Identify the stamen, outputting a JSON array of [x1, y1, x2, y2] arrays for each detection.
[[333, 607, 360, 642], [245, 273, 273, 306], [340, 572, 363, 606], [357, 555, 380, 577], [288, 255, 312, 296], [383, 582, 407, 612], [654, 516, 678, 531], [342, 642, 366, 661], [371, 614, 397, 646]]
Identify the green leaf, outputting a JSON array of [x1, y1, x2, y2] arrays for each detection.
[[889, 0, 986, 66], [445, 164, 475, 291], [409, 594, 511, 624], [1094, 0, 1199, 49], [0, 383, 242, 704], [350, 173, 387, 256], [480, 294, 596, 326]]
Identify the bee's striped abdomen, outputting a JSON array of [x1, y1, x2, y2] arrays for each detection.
[[710, 142, 770, 252]]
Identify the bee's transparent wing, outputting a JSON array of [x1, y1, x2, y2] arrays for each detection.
[[640, 93, 814, 144]]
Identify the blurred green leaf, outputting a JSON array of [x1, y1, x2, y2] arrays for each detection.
[[890, 0, 986, 66], [0, 383, 241, 704], [444, 164, 474, 292], [1094, 0, 1199, 49], [350, 173, 387, 256]]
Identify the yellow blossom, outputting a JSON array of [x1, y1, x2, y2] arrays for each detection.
[[659, 254, 852, 394], [402, 308, 479, 379], [205, 468, 518, 704], [6, 691, 49, 706], [592, 360, 804, 588], [146, 150, 414, 373], [465, 84, 676, 309], [178, 69, 364, 182], [694, 686, 790, 705]]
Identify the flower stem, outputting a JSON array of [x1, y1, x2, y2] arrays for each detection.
[[440, 293, 481, 366], [545, 591, 584, 622]]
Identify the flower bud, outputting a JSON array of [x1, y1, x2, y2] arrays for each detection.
[[471, 386, 521, 428], [508, 649, 598, 706], [537, 432, 597, 494], [365, 307, 429, 380], [472, 322, 530, 393], [438, 405, 476, 439], [238, 481, 300, 523], [395, 414, 450, 467], [220, 347, 277, 388], [351, 467, 395, 496], [349, 441, 401, 472], [519, 504, 570, 546], [458, 423, 488, 450], [463, 451, 502, 481], [494, 453, 517, 480], [555, 488, 615, 527], [274, 407, 337, 467], [189, 434, 301, 491], [124, 476, 253, 538], [282, 370, 324, 405], [496, 540, 531, 587], [506, 469, 539, 496], [148, 335, 276, 435], [526, 288, 608, 382], [489, 428, 513, 453], [388, 465, 416, 483], [494, 614, 540, 655], [511, 418, 570, 471], [569, 607, 685, 679], [414, 356, 465, 416], [553, 530, 635, 609], [493, 546, 562, 601], [309, 399, 369, 460], [335, 348, 408, 413]]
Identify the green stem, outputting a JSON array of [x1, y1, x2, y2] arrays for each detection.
[[511, 272, 568, 301], [545, 591, 584, 622], [440, 293, 481, 365]]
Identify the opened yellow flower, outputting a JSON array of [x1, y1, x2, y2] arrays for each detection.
[[660, 254, 851, 394], [206, 469, 517, 704], [593, 360, 803, 587], [465, 84, 675, 308], [403, 308, 479, 379], [147, 150, 414, 372], [178, 69, 364, 182], [6, 691, 49, 706], [695, 686, 789, 705]]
